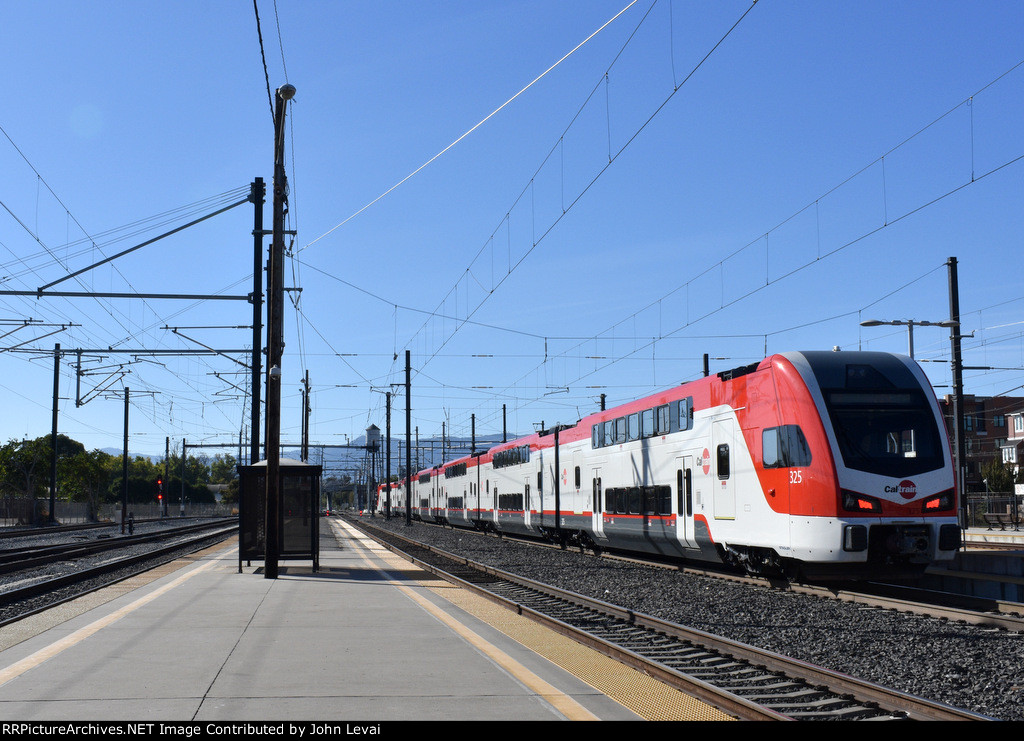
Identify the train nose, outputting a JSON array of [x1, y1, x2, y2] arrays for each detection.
[[881, 525, 931, 555]]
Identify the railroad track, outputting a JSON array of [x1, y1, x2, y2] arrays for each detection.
[[0, 520, 237, 628], [0, 519, 236, 575], [349, 517, 992, 721]]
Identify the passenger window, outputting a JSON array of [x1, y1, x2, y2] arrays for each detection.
[[717, 444, 730, 479], [628, 487, 642, 514], [679, 398, 693, 431], [762, 425, 812, 468], [627, 413, 640, 441], [657, 405, 670, 435], [763, 428, 779, 467], [641, 408, 655, 438]]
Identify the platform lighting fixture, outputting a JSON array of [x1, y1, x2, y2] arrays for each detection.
[[859, 319, 959, 359]]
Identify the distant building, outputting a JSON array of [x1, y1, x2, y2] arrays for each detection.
[[939, 395, 1024, 492], [208, 484, 231, 502], [1002, 407, 1024, 480]]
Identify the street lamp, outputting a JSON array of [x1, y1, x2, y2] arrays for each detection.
[[860, 318, 959, 359]]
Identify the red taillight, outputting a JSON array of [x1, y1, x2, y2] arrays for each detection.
[[922, 489, 955, 513], [841, 489, 882, 513]]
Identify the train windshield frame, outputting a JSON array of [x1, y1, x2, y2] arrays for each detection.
[[823, 388, 946, 478]]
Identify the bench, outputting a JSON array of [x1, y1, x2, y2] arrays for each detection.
[[984, 512, 1022, 531]]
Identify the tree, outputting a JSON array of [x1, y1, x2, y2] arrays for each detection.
[[104, 454, 169, 504], [167, 452, 211, 486], [0, 437, 50, 499], [981, 456, 1017, 494], [210, 454, 238, 484], [220, 477, 239, 505], [58, 449, 113, 520]]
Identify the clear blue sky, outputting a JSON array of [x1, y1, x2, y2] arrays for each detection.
[[1, 1, 1022, 461]]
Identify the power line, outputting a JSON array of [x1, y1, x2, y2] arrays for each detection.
[[299, 0, 642, 254]]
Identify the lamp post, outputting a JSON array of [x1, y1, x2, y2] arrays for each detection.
[[859, 318, 959, 359]]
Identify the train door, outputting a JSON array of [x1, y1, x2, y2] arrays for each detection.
[[475, 465, 482, 526], [713, 419, 737, 520], [572, 451, 581, 515], [523, 477, 532, 530], [536, 460, 545, 529], [591, 467, 605, 540], [675, 456, 697, 549]]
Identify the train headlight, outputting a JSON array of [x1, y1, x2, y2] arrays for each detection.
[[939, 524, 961, 551], [921, 489, 955, 514], [841, 489, 882, 513], [843, 524, 868, 551]]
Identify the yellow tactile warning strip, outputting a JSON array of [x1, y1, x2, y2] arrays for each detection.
[[333, 520, 732, 722]]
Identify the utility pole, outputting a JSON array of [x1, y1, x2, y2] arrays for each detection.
[[165, 437, 170, 517], [181, 438, 186, 516], [405, 350, 412, 526], [301, 370, 310, 462], [947, 256, 967, 533], [250, 177, 265, 466], [49, 343, 60, 525], [386, 391, 392, 520], [121, 388, 129, 534], [265, 83, 296, 580]]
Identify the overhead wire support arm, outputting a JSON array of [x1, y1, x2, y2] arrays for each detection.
[[0, 325, 69, 353], [169, 328, 251, 369], [35, 193, 253, 294], [6, 347, 250, 356], [0, 290, 251, 301], [78, 367, 129, 407]]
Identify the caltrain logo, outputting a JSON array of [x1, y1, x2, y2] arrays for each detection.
[[884, 480, 917, 499], [701, 449, 711, 475]]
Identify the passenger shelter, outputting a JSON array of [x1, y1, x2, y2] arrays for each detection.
[[237, 458, 323, 573]]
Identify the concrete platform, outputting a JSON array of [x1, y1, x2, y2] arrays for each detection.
[[964, 525, 1024, 547], [0, 518, 730, 722]]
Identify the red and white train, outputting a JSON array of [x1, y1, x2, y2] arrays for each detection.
[[375, 351, 961, 580]]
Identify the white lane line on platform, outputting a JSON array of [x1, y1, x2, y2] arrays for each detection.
[[0, 556, 224, 688], [332, 520, 598, 721]]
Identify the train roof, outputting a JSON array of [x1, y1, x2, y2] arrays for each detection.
[[411, 350, 921, 479]]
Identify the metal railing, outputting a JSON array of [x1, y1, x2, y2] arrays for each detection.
[[965, 491, 1022, 529], [0, 498, 237, 527]]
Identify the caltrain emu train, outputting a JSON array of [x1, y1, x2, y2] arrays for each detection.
[[375, 351, 961, 580]]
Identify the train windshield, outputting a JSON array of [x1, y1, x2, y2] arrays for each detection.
[[824, 389, 946, 477]]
